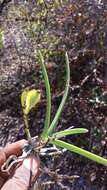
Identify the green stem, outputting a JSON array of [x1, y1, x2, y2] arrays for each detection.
[[51, 139, 107, 166], [38, 50, 51, 139], [23, 114, 32, 143], [47, 52, 70, 136]]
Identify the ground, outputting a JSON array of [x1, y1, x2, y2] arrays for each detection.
[[0, 0, 107, 189]]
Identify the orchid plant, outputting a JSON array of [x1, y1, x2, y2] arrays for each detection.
[[21, 50, 107, 166]]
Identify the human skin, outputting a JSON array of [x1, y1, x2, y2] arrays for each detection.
[[0, 139, 27, 168], [0, 140, 40, 190]]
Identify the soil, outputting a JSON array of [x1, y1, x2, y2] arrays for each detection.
[[0, 0, 107, 189]]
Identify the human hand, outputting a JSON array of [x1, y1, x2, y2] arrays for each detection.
[[0, 140, 40, 190]]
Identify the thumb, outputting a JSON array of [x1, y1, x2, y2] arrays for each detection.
[[1, 155, 40, 190]]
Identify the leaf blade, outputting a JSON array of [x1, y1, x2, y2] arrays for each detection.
[[24, 89, 41, 114], [51, 139, 107, 166], [36, 50, 51, 139], [21, 90, 28, 109], [52, 128, 88, 139], [47, 52, 70, 136]]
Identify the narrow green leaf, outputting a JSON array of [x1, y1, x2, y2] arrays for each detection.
[[51, 139, 107, 166], [36, 50, 51, 139], [47, 52, 70, 136], [52, 128, 88, 139], [24, 89, 41, 114]]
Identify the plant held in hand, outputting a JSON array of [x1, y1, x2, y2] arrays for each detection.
[[21, 51, 107, 166]]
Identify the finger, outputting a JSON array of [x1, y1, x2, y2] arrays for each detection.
[[0, 150, 8, 188], [0, 149, 6, 168], [1, 156, 40, 190], [0, 139, 27, 168], [0, 139, 28, 188], [4, 139, 27, 158]]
